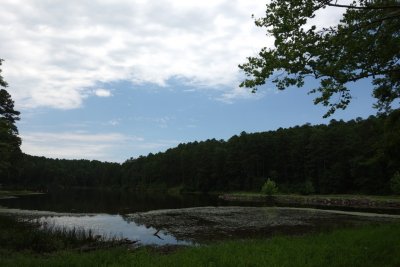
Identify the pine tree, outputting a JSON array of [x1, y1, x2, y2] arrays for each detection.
[[0, 59, 21, 182]]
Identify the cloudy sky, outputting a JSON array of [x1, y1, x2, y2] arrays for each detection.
[[1, 0, 377, 162]]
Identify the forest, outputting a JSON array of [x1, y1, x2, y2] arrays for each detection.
[[4, 110, 400, 195]]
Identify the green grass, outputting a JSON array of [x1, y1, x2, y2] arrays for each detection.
[[1, 223, 400, 267]]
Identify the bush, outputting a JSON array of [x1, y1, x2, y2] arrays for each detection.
[[261, 178, 278, 196], [300, 180, 315, 195], [390, 171, 400, 195]]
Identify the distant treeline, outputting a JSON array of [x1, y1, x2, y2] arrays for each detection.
[[6, 111, 400, 194]]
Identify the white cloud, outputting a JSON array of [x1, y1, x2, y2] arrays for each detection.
[[21, 132, 135, 160], [20, 131, 177, 162], [0, 0, 347, 109], [0, 0, 268, 109], [218, 86, 267, 103], [94, 88, 112, 97]]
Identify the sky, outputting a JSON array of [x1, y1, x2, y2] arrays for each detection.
[[1, 0, 379, 162]]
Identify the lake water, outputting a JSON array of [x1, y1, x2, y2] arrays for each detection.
[[0, 189, 222, 213], [1, 189, 399, 246]]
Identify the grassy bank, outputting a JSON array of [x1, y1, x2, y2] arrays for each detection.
[[1, 222, 400, 267]]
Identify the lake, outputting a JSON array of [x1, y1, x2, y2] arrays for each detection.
[[1, 189, 399, 246]]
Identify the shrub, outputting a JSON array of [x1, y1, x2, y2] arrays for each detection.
[[261, 178, 278, 196], [390, 171, 400, 195], [300, 180, 315, 195]]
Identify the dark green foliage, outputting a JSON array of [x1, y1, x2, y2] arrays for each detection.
[[0, 59, 8, 88], [391, 171, 400, 194], [239, 0, 400, 117], [0, 59, 21, 182], [300, 179, 315, 195], [119, 113, 400, 195], [261, 178, 278, 195], [8, 112, 400, 195], [12, 155, 122, 190]]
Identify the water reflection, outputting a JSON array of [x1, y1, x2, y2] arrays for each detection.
[[0, 188, 221, 214], [0, 189, 220, 246], [37, 214, 192, 246], [30, 206, 400, 246], [1, 190, 400, 247]]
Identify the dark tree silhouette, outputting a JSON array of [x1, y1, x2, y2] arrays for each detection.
[[239, 0, 400, 117], [0, 59, 21, 182]]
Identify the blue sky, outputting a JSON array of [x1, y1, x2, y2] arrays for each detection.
[[16, 78, 377, 162], [1, 0, 378, 162]]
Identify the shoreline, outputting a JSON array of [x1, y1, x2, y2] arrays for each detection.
[[0, 190, 44, 200], [219, 193, 400, 211]]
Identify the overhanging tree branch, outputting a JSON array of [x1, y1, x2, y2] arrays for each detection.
[[321, 0, 400, 10], [327, 3, 400, 9], [240, 0, 400, 117]]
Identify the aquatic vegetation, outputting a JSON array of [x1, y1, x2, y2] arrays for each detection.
[[0, 215, 125, 253]]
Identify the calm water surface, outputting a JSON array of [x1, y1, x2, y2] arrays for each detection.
[[0, 189, 221, 245], [0, 189, 398, 246], [0, 189, 222, 213]]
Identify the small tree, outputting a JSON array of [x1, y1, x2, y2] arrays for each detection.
[[390, 172, 400, 195], [261, 178, 278, 196], [300, 179, 315, 195]]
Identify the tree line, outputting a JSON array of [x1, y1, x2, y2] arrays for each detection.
[[120, 113, 400, 194], [5, 112, 400, 195]]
